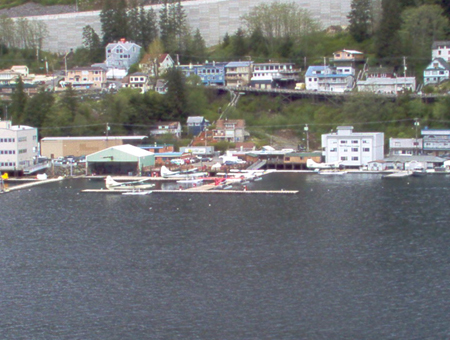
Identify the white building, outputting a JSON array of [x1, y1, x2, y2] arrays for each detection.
[[305, 65, 354, 93], [322, 126, 384, 167], [421, 129, 450, 155], [105, 39, 142, 79], [423, 58, 450, 86], [357, 76, 416, 94], [431, 41, 450, 62], [389, 138, 423, 155], [0, 120, 39, 173]]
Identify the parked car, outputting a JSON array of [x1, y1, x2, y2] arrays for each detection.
[[170, 159, 185, 165], [199, 157, 213, 162], [224, 160, 237, 165]]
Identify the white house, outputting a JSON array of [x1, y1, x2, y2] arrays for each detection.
[[251, 62, 299, 89], [431, 41, 450, 62], [140, 53, 174, 78], [0, 120, 39, 173], [150, 122, 182, 138], [423, 58, 450, 85], [357, 76, 416, 94], [121, 72, 149, 93], [105, 39, 142, 79], [389, 138, 423, 156], [322, 126, 384, 167], [305, 65, 354, 92]]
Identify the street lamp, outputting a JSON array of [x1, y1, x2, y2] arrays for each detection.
[[304, 124, 309, 152], [414, 118, 420, 155]]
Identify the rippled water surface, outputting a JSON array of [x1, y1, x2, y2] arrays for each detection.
[[1, 173, 450, 339]]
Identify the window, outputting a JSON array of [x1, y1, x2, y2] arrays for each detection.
[[363, 148, 370, 152], [340, 140, 347, 144], [351, 140, 358, 144], [330, 148, 337, 152], [352, 157, 359, 161], [341, 156, 348, 161], [351, 148, 358, 152]]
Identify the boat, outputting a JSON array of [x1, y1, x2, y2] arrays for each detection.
[[121, 190, 152, 195], [318, 170, 347, 175], [411, 168, 427, 177], [382, 171, 412, 179]]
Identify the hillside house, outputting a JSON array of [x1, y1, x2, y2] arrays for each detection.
[[63, 66, 106, 89], [105, 39, 142, 79], [225, 61, 253, 87], [213, 119, 248, 143], [150, 122, 182, 138], [432, 41, 450, 62], [423, 58, 450, 85]]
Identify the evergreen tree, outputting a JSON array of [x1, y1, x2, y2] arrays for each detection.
[[138, 5, 157, 49], [164, 67, 186, 119], [159, 0, 172, 51], [127, 0, 140, 43], [100, 0, 115, 45], [191, 29, 207, 63], [222, 33, 231, 48], [348, 0, 372, 42], [249, 26, 268, 57], [82, 25, 103, 63], [22, 89, 54, 128], [10, 76, 27, 124], [100, 0, 129, 45], [375, 0, 404, 62], [231, 28, 248, 58]]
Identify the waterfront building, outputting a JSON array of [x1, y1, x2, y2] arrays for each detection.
[[321, 126, 384, 168], [389, 138, 423, 156], [40, 136, 147, 159], [0, 120, 39, 174], [330, 49, 364, 68], [86, 144, 155, 176], [421, 129, 450, 156]]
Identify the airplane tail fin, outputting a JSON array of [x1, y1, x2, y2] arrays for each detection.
[[160, 166, 175, 177], [306, 159, 318, 168], [105, 176, 120, 189]]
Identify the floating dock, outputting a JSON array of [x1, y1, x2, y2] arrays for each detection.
[[81, 189, 298, 195], [3, 177, 65, 192]]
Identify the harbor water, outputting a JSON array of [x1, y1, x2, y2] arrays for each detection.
[[1, 173, 450, 339]]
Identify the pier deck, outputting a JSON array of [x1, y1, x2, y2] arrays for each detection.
[[81, 189, 298, 195]]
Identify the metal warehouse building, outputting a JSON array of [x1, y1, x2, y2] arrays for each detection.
[[86, 144, 155, 175], [40, 136, 147, 159]]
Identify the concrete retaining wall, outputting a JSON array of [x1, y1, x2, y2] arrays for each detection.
[[18, 0, 352, 53]]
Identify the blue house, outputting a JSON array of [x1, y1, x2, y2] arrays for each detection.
[[187, 116, 210, 136], [196, 62, 227, 86]]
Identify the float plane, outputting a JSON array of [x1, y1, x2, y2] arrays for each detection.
[[306, 159, 342, 169], [105, 176, 155, 191], [160, 166, 207, 179]]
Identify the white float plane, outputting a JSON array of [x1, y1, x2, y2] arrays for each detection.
[[306, 159, 342, 169], [105, 176, 155, 191], [160, 166, 207, 179]]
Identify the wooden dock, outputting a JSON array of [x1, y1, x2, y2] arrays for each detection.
[[81, 189, 298, 195], [4, 177, 65, 192]]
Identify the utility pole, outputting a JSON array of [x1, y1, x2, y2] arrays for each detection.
[[304, 124, 309, 152], [414, 118, 420, 155]]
